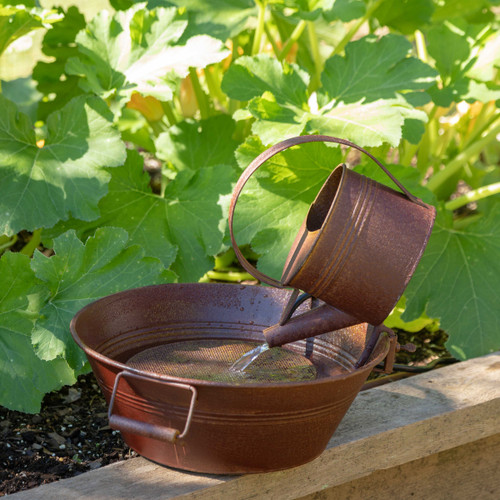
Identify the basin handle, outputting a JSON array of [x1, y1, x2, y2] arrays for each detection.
[[108, 371, 197, 443]]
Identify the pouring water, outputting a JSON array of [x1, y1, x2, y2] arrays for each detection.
[[230, 343, 270, 373]]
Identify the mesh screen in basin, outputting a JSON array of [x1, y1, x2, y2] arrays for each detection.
[[126, 339, 317, 383]]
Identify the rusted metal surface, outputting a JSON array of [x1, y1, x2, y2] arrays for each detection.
[[69, 134, 436, 474], [108, 371, 197, 442], [229, 135, 436, 347], [70, 283, 391, 474]]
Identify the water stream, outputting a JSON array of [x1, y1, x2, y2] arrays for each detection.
[[230, 343, 270, 373]]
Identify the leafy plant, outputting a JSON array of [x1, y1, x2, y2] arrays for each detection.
[[0, 0, 499, 412]]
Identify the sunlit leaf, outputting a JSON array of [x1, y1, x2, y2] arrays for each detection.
[[426, 22, 500, 106], [31, 228, 170, 370], [32, 5, 86, 120], [66, 6, 229, 110], [222, 39, 435, 147], [404, 205, 500, 360], [0, 252, 75, 413], [372, 0, 434, 34], [45, 122, 239, 281], [0, 3, 62, 57], [155, 114, 239, 173], [0, 95, 126, 234]]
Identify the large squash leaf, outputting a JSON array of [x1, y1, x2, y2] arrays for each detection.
[[91, 150, 237, 280], [155, 115, 239, 174], [0, 252, 75, 413], [30, 227, 171, 371], [66, 5, 229, 110], [0, 2, 62, 57], [426, 22, 500, 106], [320, 35, 437, 104], [403, 205, 500, 359], [222, 34, 436, 147], [32, 5, 86, 120], [44, 117, 238, 281], [0, 95, 126, 234]]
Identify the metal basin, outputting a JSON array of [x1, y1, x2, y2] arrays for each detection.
[[70, 283, 391, 474]]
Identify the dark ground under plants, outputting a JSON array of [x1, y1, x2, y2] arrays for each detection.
[[0, 327, 451, 497]]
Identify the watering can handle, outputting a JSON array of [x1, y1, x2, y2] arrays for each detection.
[[229, 135, 425, 288]]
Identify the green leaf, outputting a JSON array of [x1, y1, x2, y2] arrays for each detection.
[[32, 5, 86, 120], [233, 136, 341, 279], [308, 96, 423, 148], [45, 146, 238, 282], [320, 34, 438, 104], [66, 6, 229, 109], [353, 161, 436, 205], [431, 0, 495, 23], [426, 22, 500, 106], [0, 3, 62, 57], [170, 0, 257, 40], [155, 115, 239, 173], [31, 227, 170, 370], [1, 76, 42, 121], [222, 43, 434, 147], [385, 296, 438, 333], [0, 95, 126, 234], [323, 0, 366, 22], [222, 54, 310, 105], [372, 0, 435, 34], [0, 252, 75, 413], [426, 23, 472, 83], [403, 205, 500, 360], [401, 118, 426, 145]]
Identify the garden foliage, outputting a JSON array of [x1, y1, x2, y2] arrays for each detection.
[[0, 0, 499, 412]]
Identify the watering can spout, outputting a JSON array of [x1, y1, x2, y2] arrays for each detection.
[[263, 302, 359, 348]]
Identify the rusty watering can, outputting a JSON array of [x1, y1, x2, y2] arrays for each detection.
[[229, 135, 436, 349]]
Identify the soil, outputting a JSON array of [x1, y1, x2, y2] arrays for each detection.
[[0, 327, 451, 497], [0, 373, 135, 497]]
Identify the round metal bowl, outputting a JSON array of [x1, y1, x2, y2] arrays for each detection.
[[70, 283, 391, 474]]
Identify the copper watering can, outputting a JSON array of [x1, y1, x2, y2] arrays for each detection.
[[229, 135, 436, 349]]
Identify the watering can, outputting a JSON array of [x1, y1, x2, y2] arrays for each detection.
[[229, 135, 436, 348]]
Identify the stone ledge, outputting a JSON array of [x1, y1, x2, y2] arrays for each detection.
[[10, 352, 500, 500]]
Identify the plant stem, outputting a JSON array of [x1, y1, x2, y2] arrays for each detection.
[[307, 21, 322, 91], [204, 66, 227, 111], [20, 229, 42, 257], [463, 107, 499, 149], [329, 0, 384, 57], [414, 30, 428, 62], [445, 181, 500, 211], [252, 0, 267, 55], [161, 101, 177, 126], [0, 234, 17, 253], [427, 122, 500, 192], [263, 22, 281, 57], [188, 67, 210, 120], [147, 119, 166, 136], [278, 19, 306, 61], [416, 104, 439, 173], [206, 270, 255, 283], [400, 142, 419, 166]]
